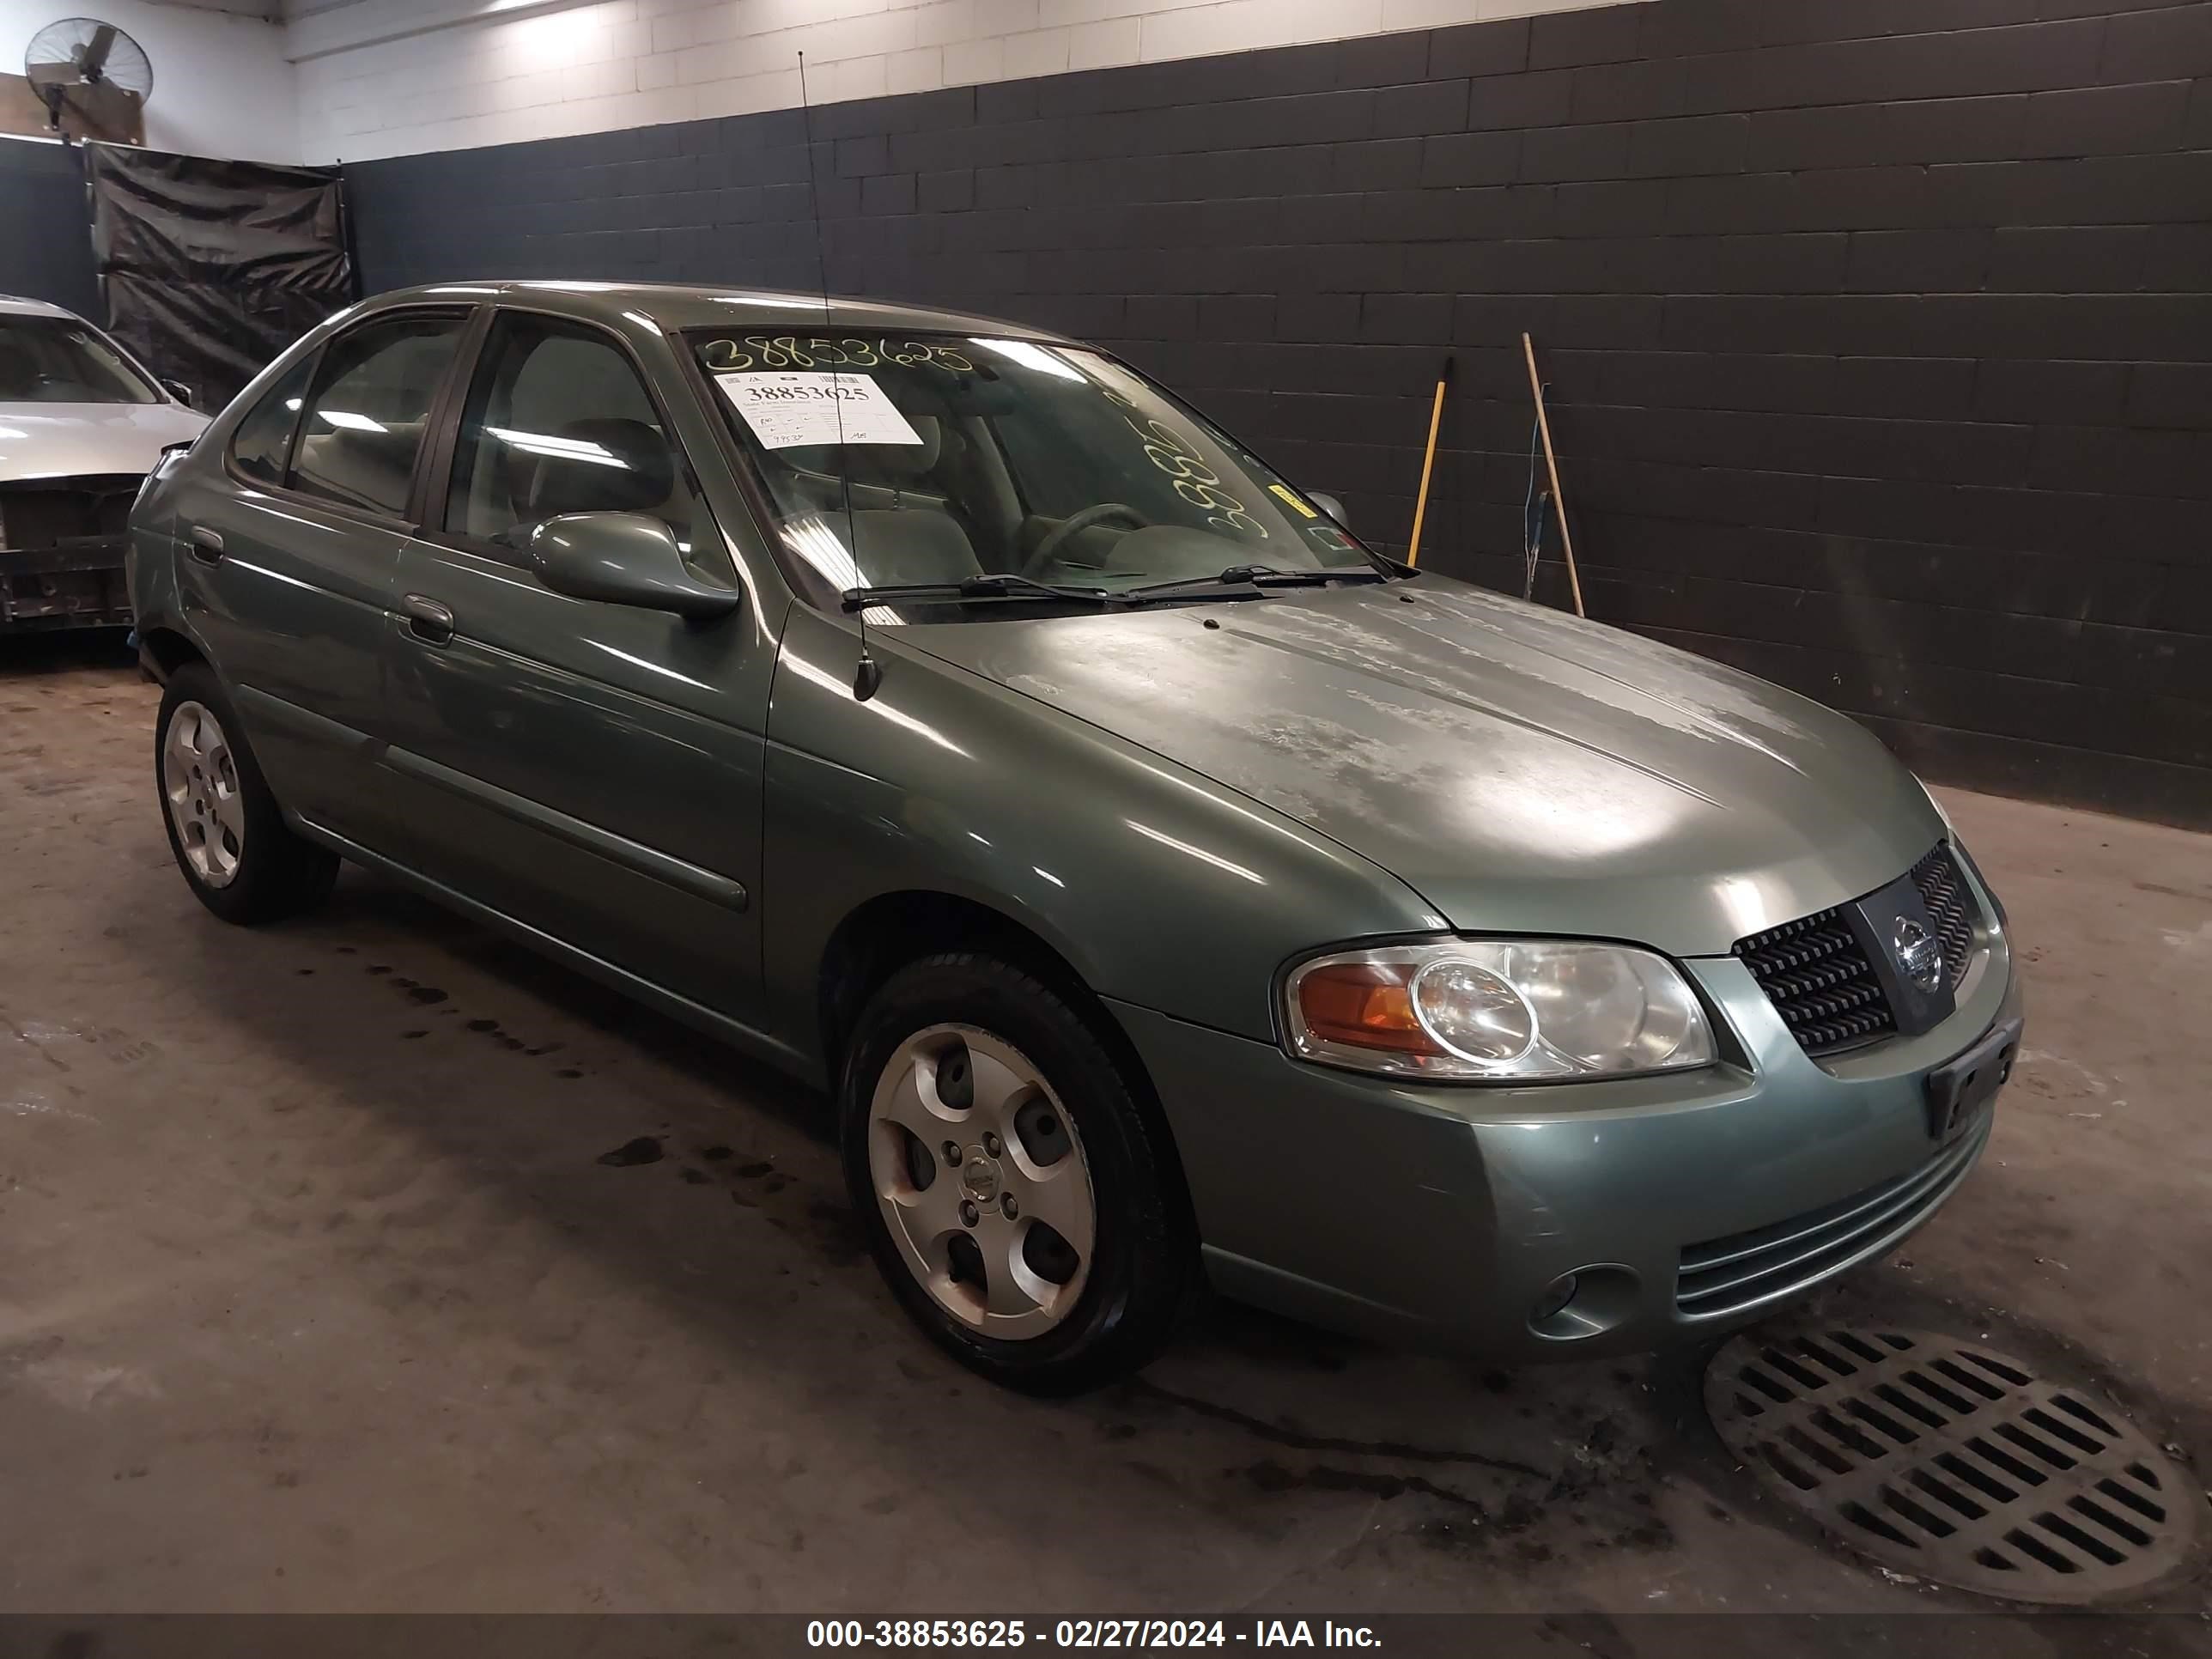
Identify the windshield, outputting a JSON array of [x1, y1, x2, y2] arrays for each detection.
[[690, 330, 1379, 613], [0, 317, 160, 405]]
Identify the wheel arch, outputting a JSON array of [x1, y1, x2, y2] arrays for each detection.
[[817, 888, 1198, 1236], [138, 623, 208, 682]]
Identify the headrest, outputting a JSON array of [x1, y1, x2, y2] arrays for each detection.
[[523, 418, 674, 520], [849, 506, 981, 585], [869, 415, 942, 482], [785, 417, 943, 485]]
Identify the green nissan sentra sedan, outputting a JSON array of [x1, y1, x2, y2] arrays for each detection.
[[128, 281, 2022, 1393]]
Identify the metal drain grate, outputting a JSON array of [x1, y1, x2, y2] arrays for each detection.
[[1706, 1328, 2202, 1604]]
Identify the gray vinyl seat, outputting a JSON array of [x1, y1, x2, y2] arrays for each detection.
[[517, 417, 680, 522], [0, 340, 37, 398], [830, 416, 986, 585], [849, 507, 982, 585], [293, 420, 428, 515]]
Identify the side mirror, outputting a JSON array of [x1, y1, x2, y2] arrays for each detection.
[[528, 512, 742, 622], [161, 379, 196, 408], [1308, 491, 1348, 530]]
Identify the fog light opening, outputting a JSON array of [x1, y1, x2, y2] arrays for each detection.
[[1527, 1264, 1641, 1342], [1532, 1273, 1578, 1324]]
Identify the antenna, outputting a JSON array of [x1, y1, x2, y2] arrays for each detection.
[[798, 51, 881, 701]]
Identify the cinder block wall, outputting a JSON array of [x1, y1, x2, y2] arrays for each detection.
[[0, 141, 99, 319], [346, 0, 2212, 828]]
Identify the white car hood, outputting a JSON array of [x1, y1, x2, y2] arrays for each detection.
[[0, 402, 210, 482]]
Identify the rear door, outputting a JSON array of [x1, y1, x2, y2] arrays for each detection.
[[376, 307, 773, 1024], [172, 307, 472, 849]]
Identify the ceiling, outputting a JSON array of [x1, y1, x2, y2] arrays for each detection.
[[144, 1, 284, 18]]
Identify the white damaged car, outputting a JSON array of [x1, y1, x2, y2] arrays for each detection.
[[1, 295, 206, 632]]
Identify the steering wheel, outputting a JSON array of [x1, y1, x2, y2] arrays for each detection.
[[1024, 503, 1145, 577]]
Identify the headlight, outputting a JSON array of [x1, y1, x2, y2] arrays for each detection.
[[1284, 939, 1716, 1083]]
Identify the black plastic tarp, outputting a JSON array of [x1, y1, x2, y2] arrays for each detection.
[[86, 144, 354, 410]]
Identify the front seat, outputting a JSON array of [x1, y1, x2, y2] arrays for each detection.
[[842, 417, 984, 585], [516, 417, 679, 523], [0, 339, 38, 398]]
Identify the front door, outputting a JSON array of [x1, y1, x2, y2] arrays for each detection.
[[173, 308, 471, 852], [377, 310, 772, 1025]]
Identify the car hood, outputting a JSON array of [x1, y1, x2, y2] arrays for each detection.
[[0, 402, 208, 482], [902, 577, 1944, 957]]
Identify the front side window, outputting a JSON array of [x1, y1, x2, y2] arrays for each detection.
[[689, 330, 1374, 614], [445, 314, 709, 568], [289, 313, 466, 517], [0, 316, 160, 404], [228, 357, 314, 487]]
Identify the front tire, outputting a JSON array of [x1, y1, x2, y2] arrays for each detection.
[[841, 952, 1192, 1395], [155, 663, 338, 925]]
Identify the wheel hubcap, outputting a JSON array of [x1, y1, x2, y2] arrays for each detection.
[[162, 700, 245, 889], [960, 1149, 1000, 1204], [867, 1024, 1097, 1340]]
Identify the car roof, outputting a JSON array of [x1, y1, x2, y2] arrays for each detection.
[[0, 294, 85, 321], [368, 280, 1075, 344]]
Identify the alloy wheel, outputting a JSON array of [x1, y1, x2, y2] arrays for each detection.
[[866, 1024, 1097, 1339], [162, 699, 246, 889]]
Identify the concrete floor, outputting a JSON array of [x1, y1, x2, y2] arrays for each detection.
[[2, 635, 2206, 1620]]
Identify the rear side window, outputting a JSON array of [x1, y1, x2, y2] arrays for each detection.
[[228, 357, 313, 487], [289, 313, 467, 517]]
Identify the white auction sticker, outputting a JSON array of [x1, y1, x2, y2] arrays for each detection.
[[715, 371, 924, 450]]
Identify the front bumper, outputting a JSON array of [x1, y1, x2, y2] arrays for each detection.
[[1114, 870, 2020, 1362]]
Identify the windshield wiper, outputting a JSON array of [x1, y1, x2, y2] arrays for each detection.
[[841, 574, 1133, 611], [1126, 564, 1390, 600]]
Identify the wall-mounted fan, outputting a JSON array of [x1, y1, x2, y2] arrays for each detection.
[[25, 17, 153, 144]]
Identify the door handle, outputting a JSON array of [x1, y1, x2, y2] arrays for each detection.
[[401, 592, 454, 645], [188, 526, 224, 564]]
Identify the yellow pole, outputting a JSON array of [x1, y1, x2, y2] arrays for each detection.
[[1523, 331, 1585, 618], [1405, 356, 1452, 567]]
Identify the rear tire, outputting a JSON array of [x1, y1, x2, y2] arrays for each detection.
[[155, 663, 338, 925], [840, 951, 1192, 1395]]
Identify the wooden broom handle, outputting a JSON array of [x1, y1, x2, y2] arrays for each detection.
[[1406, 367, 1450, 568], [1523, 331, 1585, 618]]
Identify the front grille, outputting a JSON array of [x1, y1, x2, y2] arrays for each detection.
[[0, 473, 141, 551], [1736, 840, 1984, 1056], [1676, 1117, 1989, 1319], [0, 473, 143, 627], [1734, 908, 1894, 1054], [1910, 842, 1975, 990]]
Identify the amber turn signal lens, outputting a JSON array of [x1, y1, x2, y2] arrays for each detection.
[[1294, 961, 1442, 1055]]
